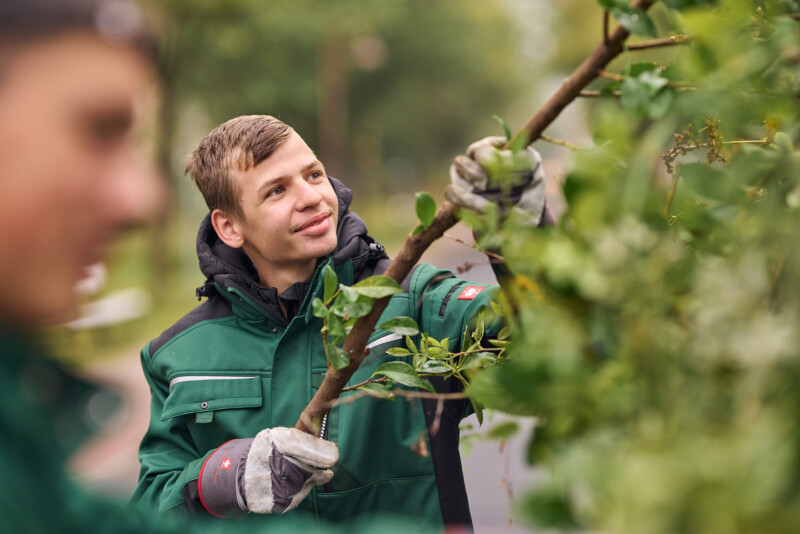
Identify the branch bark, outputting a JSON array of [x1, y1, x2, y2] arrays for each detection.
[[295, 0, 657, 435], [507, 0, 655, 149]]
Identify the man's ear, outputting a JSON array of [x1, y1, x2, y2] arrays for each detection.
[[211, 209, 245, 249]]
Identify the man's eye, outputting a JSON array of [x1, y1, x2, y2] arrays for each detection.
[[84, 115, 131, 147], [267, 185, 285, 197], [308, 171, 324, 180]]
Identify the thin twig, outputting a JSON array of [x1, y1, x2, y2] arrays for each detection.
[[540, 134, 580, 151], [456, 259, 492, 275], [322, 388, 467, 412], [578, 90, 620, 97], [598, 68, 695, 89], [429, 397, 445, 437], [598, 69, 625, 82], [664, 170, 680, 218], [627, 35, 689, 50], [442, 233, 506, 261]]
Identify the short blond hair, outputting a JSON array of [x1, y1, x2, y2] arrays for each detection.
[[185, 115, 293, 220]]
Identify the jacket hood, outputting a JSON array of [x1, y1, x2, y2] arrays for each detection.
[[195, 177, 388, 324]]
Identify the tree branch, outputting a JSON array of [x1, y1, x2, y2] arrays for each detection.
[[295, 0, 658, 435], [627, 35, 689, 50], [506, 0, 655, 150], [296, 202, 459, 433]]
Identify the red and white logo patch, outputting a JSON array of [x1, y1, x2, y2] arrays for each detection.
[[458, 285, 485, 300], [220, 458, 233, 470]]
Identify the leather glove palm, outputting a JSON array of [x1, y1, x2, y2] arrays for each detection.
[[446, 135, 547, 226], [198, 427, 339, 518]]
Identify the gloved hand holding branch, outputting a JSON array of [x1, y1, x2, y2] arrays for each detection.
[[446, 135, 547, 226], [198, 427, 339, 518]]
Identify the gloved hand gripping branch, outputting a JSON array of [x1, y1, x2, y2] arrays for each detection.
[[198, 427, 339, 518], [446, 135, 548, 226]]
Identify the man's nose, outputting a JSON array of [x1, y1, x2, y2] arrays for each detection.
[[294, 177, 324, 210], [100, 149, 168, 229]]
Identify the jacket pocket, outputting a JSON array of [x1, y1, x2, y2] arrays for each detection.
[[161, 376, 262, 420]]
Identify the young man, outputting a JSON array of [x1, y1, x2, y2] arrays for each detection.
[[133, 115, 547, 530]]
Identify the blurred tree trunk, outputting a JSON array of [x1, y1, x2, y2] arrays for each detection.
[[317, 36, 350, 183], [150, 37, 179, 303]]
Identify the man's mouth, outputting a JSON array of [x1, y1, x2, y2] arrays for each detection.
[[295, 213, 331, 234]]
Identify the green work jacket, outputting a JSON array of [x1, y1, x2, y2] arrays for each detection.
[[132, 181, 499, 530], [0, 329, 332, 534]]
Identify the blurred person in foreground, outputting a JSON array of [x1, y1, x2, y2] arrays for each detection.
[[0, 1, 357, 533], [131, 114, 551, 532]]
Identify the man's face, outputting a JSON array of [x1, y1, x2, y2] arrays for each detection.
[[232, 131, 339, 283], [0, 32, 162, 327]]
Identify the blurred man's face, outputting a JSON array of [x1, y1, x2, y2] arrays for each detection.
[[0, 31, 163, 327]]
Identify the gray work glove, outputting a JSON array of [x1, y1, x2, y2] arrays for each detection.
[[198, 427, 339, 518], [446, 135, 547, 226]]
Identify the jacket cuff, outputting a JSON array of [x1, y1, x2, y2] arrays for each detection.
[[198, 438, 254, 518]]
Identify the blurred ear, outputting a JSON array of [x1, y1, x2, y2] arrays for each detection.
[[211, 209, 244, 249]]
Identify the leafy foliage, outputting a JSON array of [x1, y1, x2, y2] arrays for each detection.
[[462, 1, 800, 532]]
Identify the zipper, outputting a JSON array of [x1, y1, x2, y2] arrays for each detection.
[[319, 410, 334, 493], [319, 411, 329, 439], [440, 281, 467, 316]]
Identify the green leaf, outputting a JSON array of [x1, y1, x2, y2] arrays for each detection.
[[461, 351, 498, 372], [415, 192, 437, 227], [440, 338, 450, 352], [323, 264, 338, 303], [328, 345, 350, 371], [337, 285, 361, 303], [372, 361, 435, 392], [620, 69, 673, 119], [612, 7, 657, 37], [472, 318, 485, 343], [385, 347, 412, 357], [413, 350, 426, 371], [498, 326, 512, 340], [427, 346, 449, 360], [350, 275, 403, 298], [412, 224, 426, 236], [773, 132, 794, 152], [467, 366, 538, 415], [332, 294, 374, 320], [625, 61, 661, 77], [509, 131, 530, 154], [311, 298, 329, 319], [679, 163, 729, 200], [378, 316, 420, 336], [471, 397, 484, 425], [493, 114, 512, 142], [486, 420, 520, 440], [420, 360, 452, 374], [406, 336, 418, 354], [327, 314, 346, 338], [359, 382, 393, 399]]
